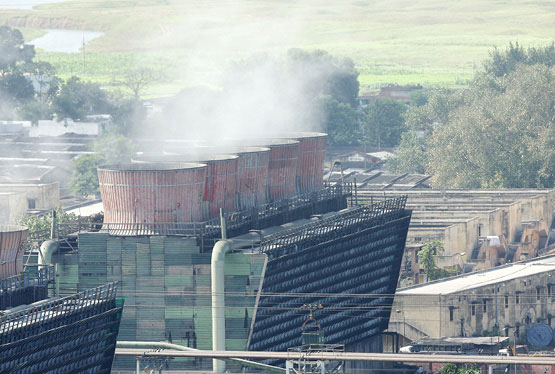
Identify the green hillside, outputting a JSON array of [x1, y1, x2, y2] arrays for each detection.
[[3, 0, 554, 96]]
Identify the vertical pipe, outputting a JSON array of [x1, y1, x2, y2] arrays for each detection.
[[286, 360, 293, 374], [50, 209, 57, 240], [212, 240, 231, 374], [136, 357, 140, 374], [220, 208, 227, 240]]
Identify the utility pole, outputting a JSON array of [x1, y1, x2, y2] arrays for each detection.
[[82, 36, 86, 74]]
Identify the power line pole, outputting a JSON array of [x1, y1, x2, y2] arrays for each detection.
[[82, 36, 86, 74]]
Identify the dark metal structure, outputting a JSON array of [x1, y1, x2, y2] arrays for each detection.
[[0, 282, 122, 374], [0, 266, 53, 310], [248, 197, 411, 366]]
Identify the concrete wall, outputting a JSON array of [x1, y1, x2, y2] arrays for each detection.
[[0, 191, 28, 224], [390, 295, 441, 340], [443, 217, 479, 259], [0, 183, 59, 211], [392, 268, 555, 343]]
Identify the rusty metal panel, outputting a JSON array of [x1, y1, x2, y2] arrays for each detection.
[[291, 132, 327, 194], [98, 163, 207, 229], [262, 139, 300, 201], [229, 147, 270, 210], [0, 225, 28, 279]]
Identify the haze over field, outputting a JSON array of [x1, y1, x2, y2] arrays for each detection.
[[0, 0, 553, 94]]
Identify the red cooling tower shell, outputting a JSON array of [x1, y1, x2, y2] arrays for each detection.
[[229, 147, 270, 210], [288, 132, 327, 194], [134, 154, 240, 219], [0, 225, 28, 279], [98, 163, 207, 227], [242, 139, 300, 201]]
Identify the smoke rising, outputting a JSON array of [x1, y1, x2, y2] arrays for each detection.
[[142, 4, 359, 145]]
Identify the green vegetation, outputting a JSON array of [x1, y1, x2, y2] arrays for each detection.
[[418, 240, 456, 281], [392, 43, 555, 188], [1, 0, 553, 94], [18, 207, 76, 241], [439, 364, 481, 374], [69, 134, 136, 196]]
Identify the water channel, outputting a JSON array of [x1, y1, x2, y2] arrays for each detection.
[[0, 0, 104, 53], [0, 0, 66, 10]]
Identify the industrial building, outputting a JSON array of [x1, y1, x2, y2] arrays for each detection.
[[41, 133, 413, 372], [389, 254, 555, 344], [353, 188, 555, 284]]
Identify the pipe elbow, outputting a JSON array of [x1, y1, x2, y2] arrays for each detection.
[[39, 240, 58, 266], [211, 240, 231, 263]]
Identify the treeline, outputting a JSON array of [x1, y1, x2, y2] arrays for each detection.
[[0, 26, 145, 132], [389, 43, 555, 189]]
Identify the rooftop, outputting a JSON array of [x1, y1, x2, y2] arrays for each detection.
[[397, 254, 555, 295]]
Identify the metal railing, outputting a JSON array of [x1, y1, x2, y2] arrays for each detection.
[[0, 266, 54, 295], [0, 282, 118, 335], [258, 196, 408, 255], [98, 183, 353, 238]]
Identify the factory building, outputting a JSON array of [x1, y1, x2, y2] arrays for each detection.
[[390, 254, 555, 344], [354, 188, 555, 283], [43, 133, 413, 372]]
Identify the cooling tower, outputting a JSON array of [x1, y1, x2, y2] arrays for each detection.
[[0, 225, 28, 279], [287, 132, 327, 194], [97, 163, 207, 229], [240, 139, 299, 201]]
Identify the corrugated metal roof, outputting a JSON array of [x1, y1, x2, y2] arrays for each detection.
[[397, 254, 555, 295]]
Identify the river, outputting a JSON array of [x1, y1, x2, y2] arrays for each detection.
[[0, 0, 65, 10], [29, 29, 104, 53]]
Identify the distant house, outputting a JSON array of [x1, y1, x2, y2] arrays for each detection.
[[331, 151, 395, 169], [358, 85, 424, 107]]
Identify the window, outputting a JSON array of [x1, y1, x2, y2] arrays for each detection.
[[537, 288, 541, 301], [483, 299, 487, 313], [471, 305, 476, 316], [516, 294, 520, 304], [549, 285, 552, 298], [449, 308, 454, 321], [27, 199, 36, 209], [549, 315, 552, 327], [515, 325, 520, 337], [504, 295, 509, 308]]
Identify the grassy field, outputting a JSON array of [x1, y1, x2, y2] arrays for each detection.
[[1, 0, 554, 97]]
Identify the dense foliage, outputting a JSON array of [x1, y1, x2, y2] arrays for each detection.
[[390, 43, 555, 188], [69, 134, 136, 196]]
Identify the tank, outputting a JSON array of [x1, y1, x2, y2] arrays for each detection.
[[97, 163, 207, 228], [0, 225, 28, 279], [287, 132, 327, 194]]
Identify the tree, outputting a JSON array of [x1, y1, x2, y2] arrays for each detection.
[[93, 133, 136, 165], [387, 132, 427, 174], [439, 364, 481, 374], [321, 98, 361, 146], [362, 98, 406, 148], [427, 64, 554, 188], [69, 134, 135, 196], [394, 42, 555, 189], [17, 100, 52, 125], [69, 154, 104, 196], [118, 67, 161, 99], [418, 240, 453, 281], [0, 26, 36, 113], [52, 76, 113, 120], [18, 207, 76, 242]]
